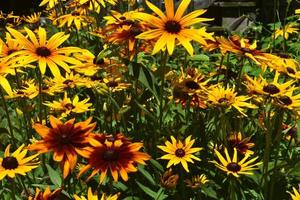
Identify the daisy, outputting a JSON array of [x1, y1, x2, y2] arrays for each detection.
[[136, 0, 214, 55], [0, 144, 39, 180], [74, 187, 119, 200], [210, 147, 262, 177], [28, 116, 96, 178], [78, 133, 150, 182], [157, 135, 202, 172], [7, 27, 83, 77]]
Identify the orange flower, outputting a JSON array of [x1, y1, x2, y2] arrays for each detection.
[[78, 133, 151, 183], [28, 116, 96, 178]]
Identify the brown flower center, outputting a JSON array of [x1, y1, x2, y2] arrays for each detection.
[[64, 103, 75, 110], [130, 27, 142, 36], [240, 47, 253, 54], [263, 84, 280, 95], [165, 20, 181, 34], [7, 49, 17, 55], [2, 156, 19, 169], [36, 46, 51, 57], [218, 97, 229, 104], [278, 96, 292, 105], [175, 148, 185, 157], [106, 81, 119, 87], [71, 11, 80, 16], [286, 67, 296, 74], [102, 149, 119, 161], [226, 162, 241, 172], [63, 80, 74, 85], [185, 80, 200, 90]]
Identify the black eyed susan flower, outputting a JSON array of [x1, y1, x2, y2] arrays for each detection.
[[157, 135, 202, 172], [0, 144, 39, 180], [185, 174, 209, 189], [274, 89, 300, 111], [23, 12, 41, 24], [0, 56, 20, 96], [78, 133, 151, 183], [136, 0, 214, 55], [288, 184, 300, 200], [103, 76, 131, 93], [43, 92, 94, 118], [28, 187, 62, 200], [7, 27, 83, 77], [74, 187, 119, 200], [228, 132, 255, 155], [39, 0, 61, 9], [78, 0, 117, 14], [55, 10, 95, 31], [274, 23, 299, 39], [210, 148, 262, 177], [0, 33, 22, 58], [28, 116, 96, 178], [206, 84, 257, 116]]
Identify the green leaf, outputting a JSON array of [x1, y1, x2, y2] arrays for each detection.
[[136, 181, 157, 199], [188, 54, 209, 61], [149, 159, 164, 172], [155, 188, 168, 200], [113, 181, 128, 191], [46, 164, 62, 187], [138, 165, 156, 185], [122, 197, 141, 200]]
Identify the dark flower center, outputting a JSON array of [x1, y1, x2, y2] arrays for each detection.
[[286, 67, 296, 74], [175, 148, 185, 157], [165, 20, 181, 34], [226, 162, 241, 172], [7, 49, 17, 55], [107, 81, 119, 87], [36, 46, 51, 57], [185, 80, 200, 90], [278, 96, 292, 105], [93, 57, 105, 65], [102, 149, 119, 161], [240, 47, 253, 54], [119, 16, 126, 20], [71, 11, 80, 16], [107, 136, 116, 142], [17, 91, 25, 95], [130, 27, 142, 36], [234, 142, 248, 154], [63, 80, 74, 85], [263, 84, 280, 95], [64, 103, 75, 110], [218, 97, 229, 104], [2, 156, 19, 169]]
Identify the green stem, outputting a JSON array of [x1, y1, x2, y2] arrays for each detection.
[[9, 178, 16, 200], [0, 88, 16, 145], [17, 176, 29, 197], [158, 51, 168, 133]]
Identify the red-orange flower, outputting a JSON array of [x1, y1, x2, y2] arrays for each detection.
[[78, 133, 151, 183], [28, 115, 96, 178]]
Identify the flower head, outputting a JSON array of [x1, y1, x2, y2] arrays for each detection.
[[288, 184, 300, 200], [210, 147, 262, 177], [136, 0, 214, 55], [29, 116, 96, 178], [0, 144, 39, 180], [74, 187, 119, 200], [78, 133, 151, 182], [28, 187, 62, 200], [157, 135, 202, 172]]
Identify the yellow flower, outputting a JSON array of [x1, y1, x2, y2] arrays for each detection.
[[55, 10, 95, 30], [44, 92, 94, 118], [206, 84, 257, 116], [23, 12, 41, 24], [74, 187, 119, 200], [157, 135, 202, 172], [0, 32, 22, 58], [185, 174, 209, 189], [78, 0, 117, 13], [0, 144, 39, 180], [245, 71, 295, 97], [39, 0, 62, 9], [28, 187, 62, 200], [0, 56, 19, 96], [228, 132, 255, 155], [210, 147, 262, 177], [274, 23, 299, 39], [288, 184, 300, 200], [7, 27, 83, 77], [136, 0, 214, 55]]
